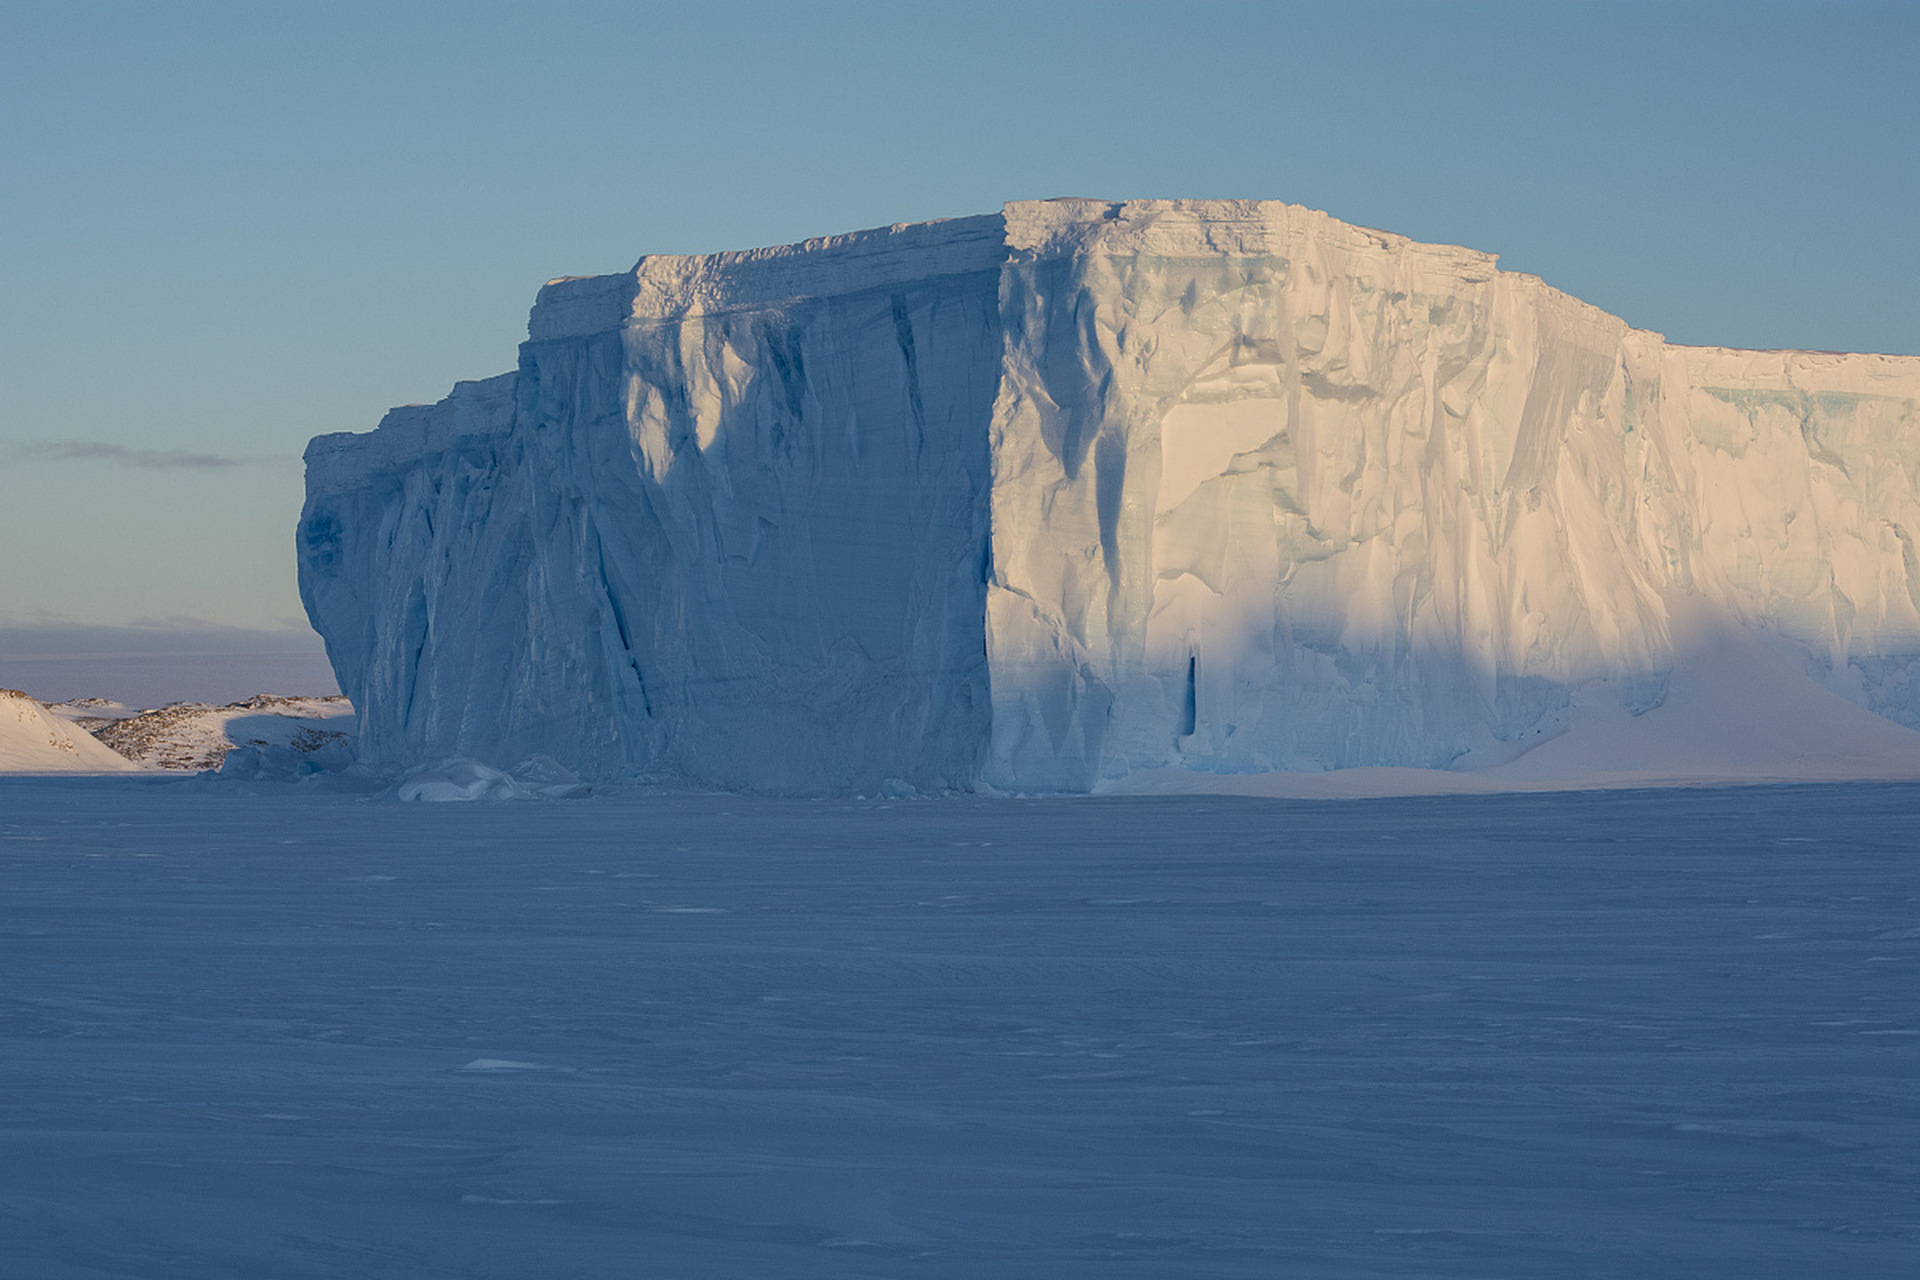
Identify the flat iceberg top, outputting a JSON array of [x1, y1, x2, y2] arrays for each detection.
[[304, 372, 516, 497], [1001, 196, 1499, 275], [522, 198, 1570, 345], [530, 213, 1008, 341], [1665, 344, 1920, 392], [518, 197, 1920, 361]]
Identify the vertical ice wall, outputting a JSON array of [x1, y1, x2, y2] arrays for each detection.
[[986, 202, 1658, 786], [301, 216, 1005, 791], [1653, 349, 1920, 712], [301, 199, 1920, 791]]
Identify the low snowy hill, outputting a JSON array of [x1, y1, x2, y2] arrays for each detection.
[[45, 696, 140, 734], [0, 688, 138, 773], [66, 694, 355, 771]]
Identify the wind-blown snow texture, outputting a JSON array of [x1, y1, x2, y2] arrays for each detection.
[[300, 200, 1920, 791], [3, 779, 1916, 1278]]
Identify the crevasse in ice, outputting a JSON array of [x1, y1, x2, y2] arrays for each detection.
[[299, 199, 1920, 791]]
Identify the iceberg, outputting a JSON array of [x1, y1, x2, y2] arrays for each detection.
[[299, 199, 1920, 792]]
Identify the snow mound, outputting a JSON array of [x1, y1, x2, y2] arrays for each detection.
[[300, 198, 1920, 794], [0, 688, 138, 773], [392, 756, 591, 802]]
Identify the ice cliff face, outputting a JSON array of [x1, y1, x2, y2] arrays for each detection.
[[303, 217, 1003, 792], [300, 199, 1920, 792]]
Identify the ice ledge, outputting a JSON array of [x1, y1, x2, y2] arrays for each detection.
[[1665, 345, 1920, 394], [304, 372, 516, 497]]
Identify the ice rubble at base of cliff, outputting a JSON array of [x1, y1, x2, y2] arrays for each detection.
[[298, 198, 1920, 794]]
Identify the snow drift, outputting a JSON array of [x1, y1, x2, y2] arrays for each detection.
[[299, 199, 1920, 793]]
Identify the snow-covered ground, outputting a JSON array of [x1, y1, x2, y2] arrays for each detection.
[[2, 778, 1912, 1277], [55, 694, 354, 772], [0, 691, 359, 775]]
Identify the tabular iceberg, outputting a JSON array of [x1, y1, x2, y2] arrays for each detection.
[[300, 199, 1920, 792]]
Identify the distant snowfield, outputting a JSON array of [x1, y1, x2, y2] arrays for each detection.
[[0, 651, 340, 710], [1, 779, 1913, 1277]]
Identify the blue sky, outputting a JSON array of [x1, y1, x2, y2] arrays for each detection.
[[2, 0, 1916, 649]]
